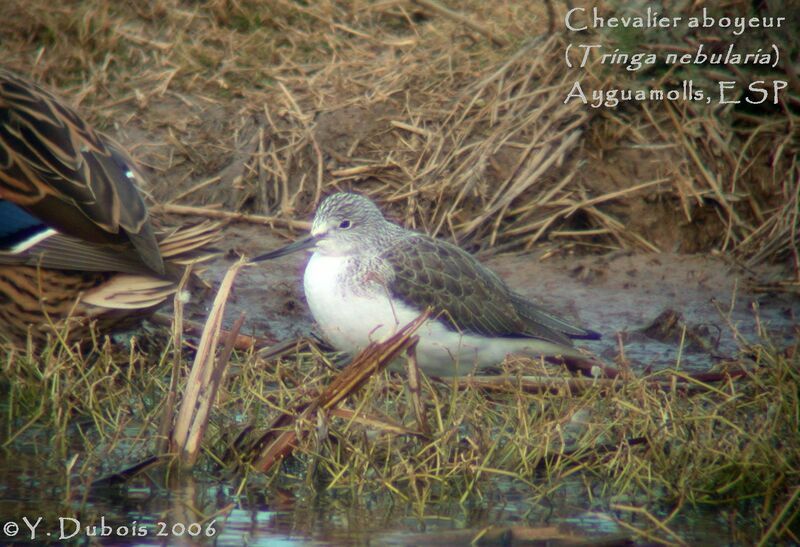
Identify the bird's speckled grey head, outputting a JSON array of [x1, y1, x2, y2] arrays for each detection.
[[250, 193, 402, 263], [311, 193, 398, 256]]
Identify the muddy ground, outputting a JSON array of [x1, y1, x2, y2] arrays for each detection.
[[202, 223, 798, 373]]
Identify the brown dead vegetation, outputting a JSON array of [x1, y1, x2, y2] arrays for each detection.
[[2, 1, 797, 282]]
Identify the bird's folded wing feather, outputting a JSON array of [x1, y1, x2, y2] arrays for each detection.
[[509, 293, 600, 341], [0, 70, 163, 274], [0, 218, 222, 277], [81, 275, 177, 309], [382, 235, 574, 346], [0, 232, 155, 274]]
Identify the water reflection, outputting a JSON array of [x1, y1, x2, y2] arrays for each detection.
[[0, 448, 753, 545]]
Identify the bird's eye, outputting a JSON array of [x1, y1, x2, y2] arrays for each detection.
[[339, 219, 351, 229]]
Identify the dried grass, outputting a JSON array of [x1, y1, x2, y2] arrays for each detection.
[[2, 0, 795, 279], [2, 309, 797, 542]]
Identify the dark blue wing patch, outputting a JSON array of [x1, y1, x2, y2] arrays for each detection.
[[0, 200, 52, 250]]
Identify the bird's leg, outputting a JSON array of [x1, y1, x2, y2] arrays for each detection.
[[405, 342, 430, 435]]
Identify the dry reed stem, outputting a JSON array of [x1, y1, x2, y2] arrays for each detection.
[[328, 407, 421, 437], [152, 203, 311, 230], [612, 503, 686, 546], [410, 0, 510, 47], [150, 312, 275, 350], [155, 266, 193, 455], [757, 486, 800, 546], [250, 310, 430, 472], [456, 368, 746, 395], [171, 259, 245, 466], [405, 345, 430, 434]]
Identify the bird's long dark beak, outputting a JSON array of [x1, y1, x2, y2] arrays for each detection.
[[250, 234, 319, 262]]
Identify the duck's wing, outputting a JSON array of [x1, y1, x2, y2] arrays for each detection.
[[0, 69, 163, 274], [0, 199, 222, 277]]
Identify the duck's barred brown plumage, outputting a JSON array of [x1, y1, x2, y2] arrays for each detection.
[[0, 68, 220, 343], [0, 68, 164, 273]]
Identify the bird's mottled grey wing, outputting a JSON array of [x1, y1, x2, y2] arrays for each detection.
[[510, 293, 599, 341], [382, 235, 574, 345]]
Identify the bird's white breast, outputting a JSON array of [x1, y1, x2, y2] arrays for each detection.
[[303, 252, 574, 376], [304, 252, 411, 353]]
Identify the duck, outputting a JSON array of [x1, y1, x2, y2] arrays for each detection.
[[0, 68, 220, 343]]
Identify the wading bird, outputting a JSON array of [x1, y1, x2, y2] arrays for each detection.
[[252, 193, 599, 376]]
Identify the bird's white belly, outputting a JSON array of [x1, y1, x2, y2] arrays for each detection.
[[303, 253, 573, 376]]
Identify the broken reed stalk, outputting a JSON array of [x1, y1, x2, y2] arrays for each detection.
[[156, 266, 193, 455], [171, 259, 246, 467], [563, 354, 620, 378], [250, 310, 431, 473]]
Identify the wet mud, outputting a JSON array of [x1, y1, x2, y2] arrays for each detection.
[[204, 224, 798, 372]]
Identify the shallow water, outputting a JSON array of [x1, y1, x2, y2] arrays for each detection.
[[0, 449, 758, 545]]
